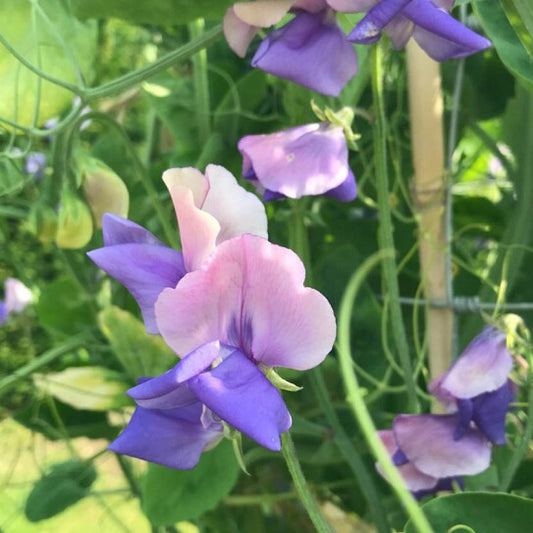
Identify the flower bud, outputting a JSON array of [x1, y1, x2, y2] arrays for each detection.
[[79, 156, 129, 229], [27, 203, 58, 245], [55, 189, 93, 249]]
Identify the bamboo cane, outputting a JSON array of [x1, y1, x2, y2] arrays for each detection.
[[406, 41, 454, 389]]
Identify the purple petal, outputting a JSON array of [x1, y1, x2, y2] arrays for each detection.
[[454, 398, 474, 440], [189, 350, 292, 451], [405, 0, 491, 61], [348, 0, 412, 44], [252, 11, 358, 97], [102, 213, 164, 246], [88, 244, 185, 334], [472, 381, 514, 445], [325, 167, 357, 201], [109, 402, 223, 470], [393, 414, 491, 479], [127, 341, 222, 409], [238, 124, 352, 199], [377, 430, 439, 493], [384, 14, 414, 49], [434, 327, 513, 399], [413, 476, 463, 499]]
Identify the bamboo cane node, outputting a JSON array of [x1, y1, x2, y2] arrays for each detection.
[[410, 179, 445, 210]]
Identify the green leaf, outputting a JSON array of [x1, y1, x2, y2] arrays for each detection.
[[404, 492, 533, 533], [473, 0, 533, 86], [71, 0, 232, 24], [33, 366, 131, 411], [0, 0, 97, 127], [35, 277, 94, 336], [98, 306, 177, 379], [25, 460, 97, 521], [500, 0, 533, 60], [142, 440, 240, 525], [0, 158, 25, 196]]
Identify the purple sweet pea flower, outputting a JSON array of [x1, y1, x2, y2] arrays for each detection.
[[252, 10, 358, 96], [25, 152, 46, 180], [429, 327, 514, 445], [238, 123, 357, 201], [348, 0, 491, 61], [110, 235, 336, 468], [377, 414, 491, 497], [88, 165, 267, 334]]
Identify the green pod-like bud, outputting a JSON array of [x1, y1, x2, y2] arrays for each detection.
[[79, 155, 129, 228], [27, 202, 58, 245], [55, 188, 93, 249]]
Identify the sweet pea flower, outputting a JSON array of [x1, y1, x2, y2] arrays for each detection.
[[429, 326, 514, 445], [0, 278, 33, 325], [348, 0, 491, 61], [378, 414, 491, 497], [238, 123, 357, 201], [88, 165, 267, 334], [224, 1, 359, 96], [110, 235, 337, 468], [25, 152, 46, 180]]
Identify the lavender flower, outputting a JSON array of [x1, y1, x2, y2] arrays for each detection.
[[224, 1, 358, 96], [111, 235, 336, 468], [25, 152, 46, 180], [0, 278, 33, 325], [378, 414, 491, 497], [429, 326, 514, 445], [348, 0, 491, 61], [88, 165, 267, 334], [238, 123, 357, 201]]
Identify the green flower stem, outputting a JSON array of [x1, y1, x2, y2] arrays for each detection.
[[0, 25, 223, 134], [189, 18, 211, 145], [83, 25, 223, 101], [288, 202, 390, 533], [78, 111, 180, 249], [337, 251, 433, 533], [371, 43, 419, 412], [0, 32, 82, 95], [281, 431, 333, 533], [0, 335, 87, 399], [500, 352, 533, 491], [309, 370, 392, 533]]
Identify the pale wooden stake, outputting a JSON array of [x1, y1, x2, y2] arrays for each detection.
[[406, 41, 454, 391]]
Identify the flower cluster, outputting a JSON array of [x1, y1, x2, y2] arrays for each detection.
[[377, 327, 514, 497], [89, 165, 336, 468], [223, 0, 491, 95]]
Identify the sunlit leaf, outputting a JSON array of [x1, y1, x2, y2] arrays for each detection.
[[33, 366, 131, 411], [98, 306, 177, 380]]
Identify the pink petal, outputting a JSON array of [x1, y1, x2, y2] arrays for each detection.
[[163, 168, 219, 272], [223, 6, 259, 57], [325, 0, 375, 11], [393, 414, 492, 479], [377, 430, 439, 492], [203, 165, 267, 244], [155, 235, 336, 370], [234, 0, 295, 26]]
